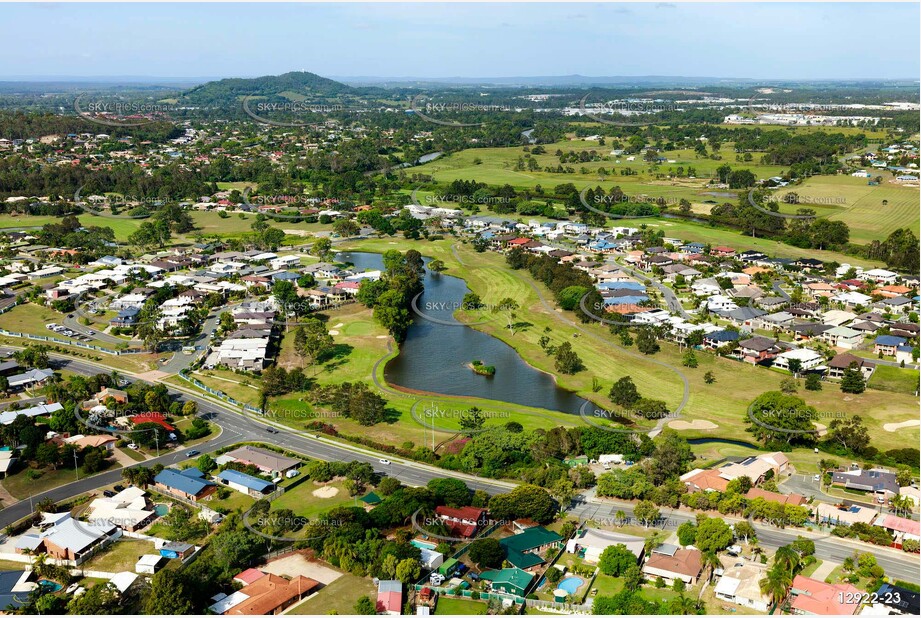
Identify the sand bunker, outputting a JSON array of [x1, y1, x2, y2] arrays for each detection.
[[376, 335, 388, 339], [884, 419, 921, 432], [328, 330, 339, 336], [333, 323, 344, 328], [312, 486, 339, 499], [668, 420, 718, 430]]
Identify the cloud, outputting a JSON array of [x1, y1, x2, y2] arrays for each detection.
[[656, 3, 677, 9]]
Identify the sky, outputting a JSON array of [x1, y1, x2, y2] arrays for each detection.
[[0, 2, 918, 81]]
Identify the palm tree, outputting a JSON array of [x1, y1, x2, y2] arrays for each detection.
[[759, 565, 792, 607], [774, 545, 802, 575], [702, 551, 722, 583], [669, 594, 702, 615]]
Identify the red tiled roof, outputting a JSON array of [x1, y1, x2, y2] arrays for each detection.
[[130, 413, 175, 431], [233, 568, 267, 586], [790, 576, 861, 615]]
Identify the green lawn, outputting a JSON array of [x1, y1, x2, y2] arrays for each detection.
[[2, 462, 118, 501], [190, 368, 263, 407], [433, 597, 489, 615], [207, 488, 256, 514], [81, 539, 157, 573], [270, 479, 359, 521], [287, 572, 377, 615], [868, 365, 920, 395], [773, 175, 919, 245]]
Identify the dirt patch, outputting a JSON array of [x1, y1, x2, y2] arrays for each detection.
[[312, 485, 339, 499], [263, 552, 342, 584], [814, 422, 828, 437], [883, 419, 921, 432], [668, 419, 718, 430]]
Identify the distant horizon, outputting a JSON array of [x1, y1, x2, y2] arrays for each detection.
[[0, 3, 917, 81], [0, 72, 918, 85]]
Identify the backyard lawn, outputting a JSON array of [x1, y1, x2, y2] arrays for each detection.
[[81, 539, 157, 573], [287, 572, 377, 615], [270, 479, 360, 521], [433, 597, 489, 615]]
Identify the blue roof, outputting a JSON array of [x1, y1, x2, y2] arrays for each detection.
[[155, 468, 214, 495], [705, 330, 740, 342], [271, 271, 300, 281], [598, 281, 645, 291], [603, 295, 648, 305], [876, 335, 907, 346], [217, 469, 273, 492]]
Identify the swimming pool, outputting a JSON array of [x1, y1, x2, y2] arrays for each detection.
[[37, 580, 62, 592], [154, 504, 169, 516], [557, 576, 584, 594]]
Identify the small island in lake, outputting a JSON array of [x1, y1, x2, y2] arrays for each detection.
[[469, 360, 496, 376]]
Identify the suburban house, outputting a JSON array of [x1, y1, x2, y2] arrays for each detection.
[[680, 468, 730, 493], [499, 526, 564, 571], [215, 571, 320, 615], [566, 528, 644, 563], [217, 469, 275, 498], [713, 563, 771, 612], [86, 486, 155, 531], [434, 505, 487, 539], [817, 502, 878, 527], [719, 452, 790, 485], [772, 348, 825, 372], [820, 326, 863, 349], [480, 567, 533, 597], [788, 575, 862, 615], [745, 487, 806, 506], [377, 580, 403, 615], [15, 513, 119, 564], [736, 336, 781, 364], [826, 353, 875, 380], [874, 515, 920, 550], [874, 335, 907, 356], [154, 467, 217, 502], [219, 446, 300, 476], [872, 583, 920, 615], [642, 544, 702, 586], [831, 468, 899, 498]]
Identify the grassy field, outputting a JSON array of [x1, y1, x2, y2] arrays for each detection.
[[207, 487, 256, 514], [270, 479, 360, 520], [433, 597, 489, 615], [868, 365, 920, 395], [81, 539, 157, 573], [773, 175, 919, 244], [191, 368, 263, 407], [2, 460, 120, 500], [332, 238, 918, 463], [287, 572, 377, 615]]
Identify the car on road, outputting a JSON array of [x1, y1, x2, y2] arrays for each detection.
[[266, 427, 279, 434], [186, 450, 200, 457], [378, 459, 391, 465]]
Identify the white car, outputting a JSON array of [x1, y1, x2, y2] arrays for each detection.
[[378, 459, 391, 465], [813, 474, 821, 482], [127, 443, 138, 450]]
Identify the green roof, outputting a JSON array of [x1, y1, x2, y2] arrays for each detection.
[[500, 526, 562, 553], [481, 567, 533, 592], [499, 526, 563, 569], [438, 557, 459, 575], [360, 491, 382, 505]]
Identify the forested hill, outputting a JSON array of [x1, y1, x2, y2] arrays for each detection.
[[180, 71, 353, 105]]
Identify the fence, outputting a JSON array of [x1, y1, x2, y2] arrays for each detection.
[[178, 370, 263, 414], [0, 298, 143, 355]]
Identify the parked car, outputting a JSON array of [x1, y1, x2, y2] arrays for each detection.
[[378, 459, 391, 465], [186, 450, 200, 457]]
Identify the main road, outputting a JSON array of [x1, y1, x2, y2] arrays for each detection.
[[0, 348, 917, 581]]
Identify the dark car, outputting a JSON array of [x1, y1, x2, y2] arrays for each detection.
[[102, 490, 115, 498], [113, 485, 125, 492], [266, 427, 279, 434]]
